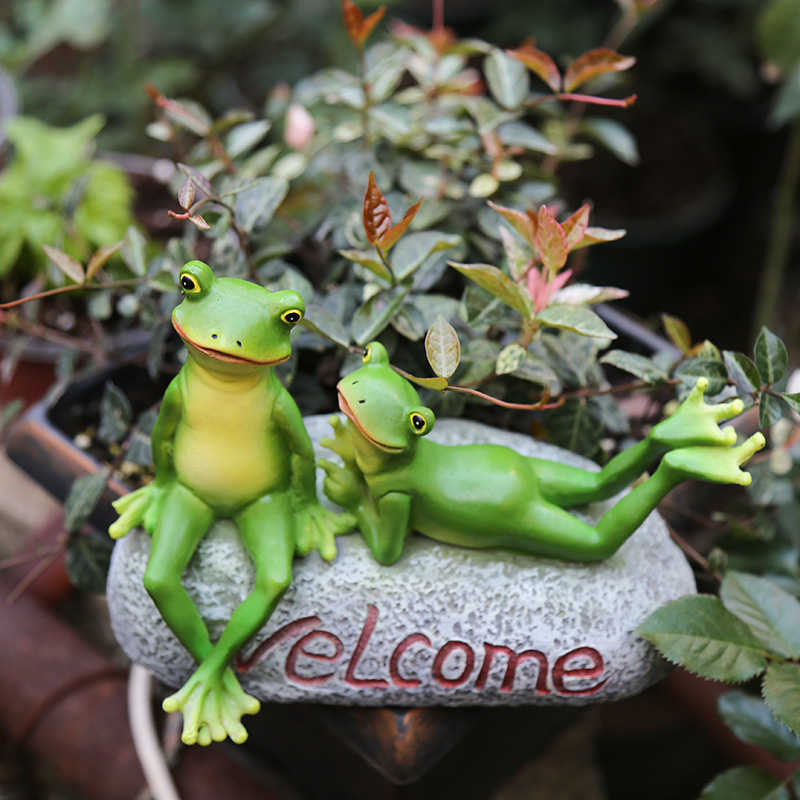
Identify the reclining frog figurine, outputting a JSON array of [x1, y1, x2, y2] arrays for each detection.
[[109, 261, 352, 747], [321, 341, 765, 566]]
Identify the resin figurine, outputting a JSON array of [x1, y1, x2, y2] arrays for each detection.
[[321, 341, 765, 565], [109, 261, 352, 747]]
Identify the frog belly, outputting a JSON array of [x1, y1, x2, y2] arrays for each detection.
[[174, 425, 290, 512]]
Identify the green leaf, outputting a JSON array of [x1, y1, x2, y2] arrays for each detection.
[[755, 327, 788, 385], [763, 662, 800, 736], [449, 261, 533, 317], [760, 390, 783, 429], [496, 343, 526, 376], [718, 691, 800, 762], [547, 398, 602, 458], [65, 532, 115, 595], [662, 313, 692, 354], [469, 173, 500, 198], [425, 316, 461, 378], [120, 226, 147, 277], [126, 409, 157, 467], [724, 351, 762, 396], [64, 470, 110, 535], [232, 177, 289, 233], [225, 120, 271, 159], [535, 305, 617, 339], [699, 766, 789, 800], [600, 350, 668, 385], [392, 232, 460, 281], [351, 284, 412, 346], [484, 48, 529, 110], [340, 248, 393, 283], [42, 245, 84, 284], [758, 0, 800, 71], [675, 359, 729, 396], [405, 375, 449, 392], [86, 240, 123, 281], [780, 392, 800, 414], [772, 63, 800, 126], [580, 118, 640, 166], [302, 306, 351, 349], [636, 595, 768, 682], [497, 121, 558, 155], [721, 572, 800, 659], [97, 382, 133, 445]]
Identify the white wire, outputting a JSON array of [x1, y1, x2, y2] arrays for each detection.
[[128, 664, 182, 800]]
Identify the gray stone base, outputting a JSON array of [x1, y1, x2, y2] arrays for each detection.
[[107, 416, 696, 707]]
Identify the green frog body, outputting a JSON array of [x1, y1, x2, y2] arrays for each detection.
[[321, 342, 765, 566], [110, 261, 351, 746]]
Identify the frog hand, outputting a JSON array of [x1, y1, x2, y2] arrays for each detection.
[[294, 499, 355, 562], [319, 458, 369, 512], [651, 378, 745, 450], [163, 665, 260, 746], [321, 414, 357, 470], [109, 483, 171, 539], [662, 432, 766, 487]]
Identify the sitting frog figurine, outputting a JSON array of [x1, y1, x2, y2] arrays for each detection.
[[321, 341, 765, 566], [109, 261, 352, 747]]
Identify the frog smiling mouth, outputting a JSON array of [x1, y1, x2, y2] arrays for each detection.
[[338, 392, 405, 454], [173, 319, 289, 366]]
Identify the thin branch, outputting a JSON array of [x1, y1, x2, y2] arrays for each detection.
[[0, 279, 143, 310], [0, 310, 96, 353]]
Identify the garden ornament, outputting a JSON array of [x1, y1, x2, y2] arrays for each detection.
[[321, 341, 766, 565], [109, 261, 353, 747]]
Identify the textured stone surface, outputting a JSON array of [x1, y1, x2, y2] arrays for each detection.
[[107, 415, 696, 707]]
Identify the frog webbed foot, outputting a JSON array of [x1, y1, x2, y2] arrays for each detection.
[[163, 666, 260, 746], [294, 500, 356, 562], [662, 432, 766, 486], [651, 378, 745, 450], [109, 484, 168, 539]]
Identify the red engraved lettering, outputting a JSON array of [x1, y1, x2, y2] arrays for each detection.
[[285, 630, 344, 686], [344, 604, 390, 689], [432, 641, 476, 688], [236, 615, 321, 673], [389, 633, 432, 688], [475, 643, 550, 695], [552, 647, 608, 696]]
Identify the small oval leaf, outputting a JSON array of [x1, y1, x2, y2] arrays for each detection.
[[563, 48, 636, 93], [425, 315, 461, 378], [42, 245, 84, 284]]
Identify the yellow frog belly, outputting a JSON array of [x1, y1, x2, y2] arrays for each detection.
[[173, 377, 291, 513]]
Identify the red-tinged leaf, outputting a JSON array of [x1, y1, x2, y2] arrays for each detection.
[[508, 44, 561, 92], [178, 164, 213, 198], [487, 200, 536, 248], [189, 214, 211, 230], [342, 0, 364, 47], [561, 204, 591, 251], [380, 198, 422, 251], [526, 209, 540, 240], [43, 245, 84, 284], [363, 171, 392, 247], [563, 48, 636, 93], [662, 313, 692, 354], [360, 6, 386, 45], [571, 226, 626, 249], [86, 241, 123, 281], [178, 178, 195, 210], [535, 206, 568, 274]]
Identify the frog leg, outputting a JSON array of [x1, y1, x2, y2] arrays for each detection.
[[508, 434, 764, 562], [163, 492, 294, 746], [143, 482, 216, 664]]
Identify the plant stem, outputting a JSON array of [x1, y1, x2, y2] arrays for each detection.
[[752, 114, 800, 339], [0, 310, 96, 353], [0, 279, 143, 309]]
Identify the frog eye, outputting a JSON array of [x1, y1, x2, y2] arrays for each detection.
[[363, 345, 372, 363], [281, 309, 303, 326], [179, 273, 202, 294], [409, 412, 427, 433]]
